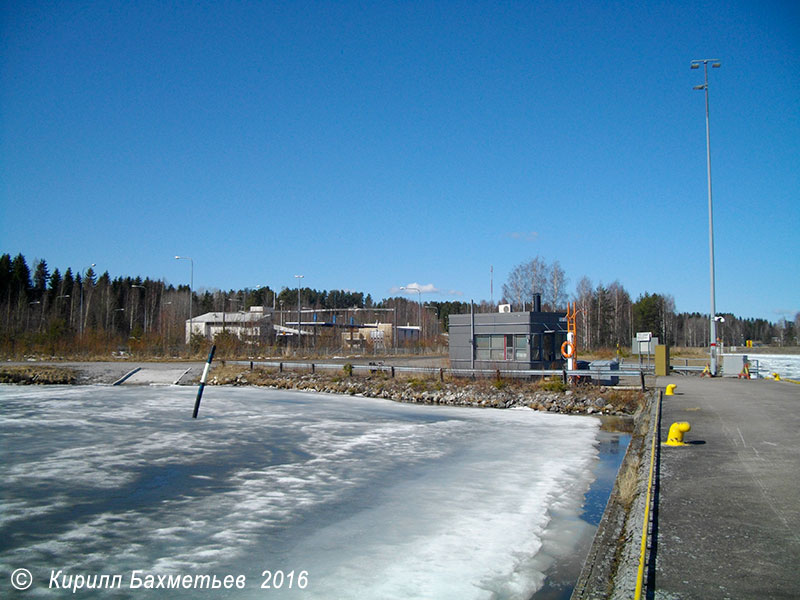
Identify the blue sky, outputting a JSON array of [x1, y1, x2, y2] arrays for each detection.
[[2, 1, 798, 321]]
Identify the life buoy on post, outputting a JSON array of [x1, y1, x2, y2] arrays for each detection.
[[561, 340, 575, 359]]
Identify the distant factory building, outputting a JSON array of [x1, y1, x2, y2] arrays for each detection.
[[448, 296, 568, 371], [396, 325, 421, 345], [186, 306, 273, 343]]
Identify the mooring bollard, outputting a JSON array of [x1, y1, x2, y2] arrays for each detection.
[[666, 383, 677, 396], [665, 421, 691, 446], [193, 344, 216, 419]]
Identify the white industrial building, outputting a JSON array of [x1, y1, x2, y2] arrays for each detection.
[[185, 306, 273, 343]]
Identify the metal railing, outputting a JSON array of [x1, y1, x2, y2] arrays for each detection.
[[235, 360, 651, 383]]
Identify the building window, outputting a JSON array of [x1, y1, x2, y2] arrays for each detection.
[[475, 335, 491, 360], [475, 334, 519, 361], [514, 335, 529, 361], [531, 333, 541, 361], [491, 335, 506, 360], [543, 332, 555, 362]]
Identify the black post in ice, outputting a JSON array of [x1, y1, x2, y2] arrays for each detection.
[[193, 344, 216, 419]]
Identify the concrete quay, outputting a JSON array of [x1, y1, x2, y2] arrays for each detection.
[[651, 376, 800, 599]]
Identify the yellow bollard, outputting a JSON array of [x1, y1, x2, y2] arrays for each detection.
[[772, 372, 781, 381], [665, 384, 677, 396], [665, 421, 691, 446]]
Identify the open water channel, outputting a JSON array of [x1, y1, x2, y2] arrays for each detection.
[[1, 385, 628, 599]]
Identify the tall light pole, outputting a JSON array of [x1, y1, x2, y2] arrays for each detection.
[[175, 256, 193, 346], [294, 275, 304, 350], [692, 59, 721, 375], [400, 286, 423, 347], [131, 284, 146, 333], [80, 263, 95, 337]]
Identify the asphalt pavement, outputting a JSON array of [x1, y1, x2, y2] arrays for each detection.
[[651, 375, 800, 599]]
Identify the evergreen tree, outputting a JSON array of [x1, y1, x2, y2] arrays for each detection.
[[33, 259, 49, 298], [0, 253, 11, 303], [10, 253, 31, 299]]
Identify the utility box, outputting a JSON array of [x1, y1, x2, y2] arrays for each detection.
[[722, 354, 748, 378], [589, 359, 619, 386], [655, 345, 670, 376]]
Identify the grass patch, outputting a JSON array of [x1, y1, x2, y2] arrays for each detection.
[[0, 365, 77, 385], [536, 376, 568, 393], [616, 454, 641, 509]]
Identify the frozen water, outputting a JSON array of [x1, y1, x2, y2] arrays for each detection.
[[0, 386, 613, 599], [727, 353, 800, 379]]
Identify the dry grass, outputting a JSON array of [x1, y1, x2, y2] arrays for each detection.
[[616, 454, 642, 509], [0, 365, 77, 384]]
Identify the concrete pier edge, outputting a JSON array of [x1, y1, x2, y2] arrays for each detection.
[[571, 388, 660, 599]]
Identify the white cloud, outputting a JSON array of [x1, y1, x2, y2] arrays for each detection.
[[391, 283, 441, 295]]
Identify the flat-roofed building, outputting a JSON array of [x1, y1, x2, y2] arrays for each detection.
[[449, 302, 568, 371], [186, 306, 273, 343]]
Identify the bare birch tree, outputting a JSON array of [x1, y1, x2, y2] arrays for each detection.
[[548, 259, 568, 311]]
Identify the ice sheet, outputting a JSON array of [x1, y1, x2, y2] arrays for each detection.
[[1, 385, 602, 599]]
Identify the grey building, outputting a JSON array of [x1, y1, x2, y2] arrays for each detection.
[[449, 305, 568, 371]]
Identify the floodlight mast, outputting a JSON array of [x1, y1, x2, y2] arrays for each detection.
[[691, 59, 721, 375]]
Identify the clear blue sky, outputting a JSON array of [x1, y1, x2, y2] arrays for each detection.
[[2, 1, 798, 321]]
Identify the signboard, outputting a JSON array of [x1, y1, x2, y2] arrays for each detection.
[[636, 332, 652, 342], [632, 336, 658, 355]]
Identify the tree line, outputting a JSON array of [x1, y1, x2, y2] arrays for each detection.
[[0, 253, 437, 356], [499, 256, 798, 350], [1, 252, 796, 357]]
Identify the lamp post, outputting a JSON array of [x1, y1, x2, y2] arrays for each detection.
[[57, 294, 70, 321], [691, 59, 721, 375], [131, 284, 146, 333], [112, 308, 125, 343], [28, 301, 41, 331], [294, 275, 304, 350], [80, 263, 96, 337], [175, 256, 193, 347], [400, 286, 423, 348]]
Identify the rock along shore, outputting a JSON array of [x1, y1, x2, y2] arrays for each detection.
[[205, 366, 645, 417]]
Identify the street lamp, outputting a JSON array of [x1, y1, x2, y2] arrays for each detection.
[[691, 59, 721, 375], [131, 284, 146, 332], [79, 263, 95, 337], [400, 286, 423, 347], [294, 275, 304, 350], [112, 308, 125, 342], [175, 256, 193, 346]]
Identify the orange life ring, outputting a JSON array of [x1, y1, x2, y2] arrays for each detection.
[[561, 340, 575, 359]]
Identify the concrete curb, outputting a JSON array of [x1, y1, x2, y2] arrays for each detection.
[[571, 389, 660, 599]]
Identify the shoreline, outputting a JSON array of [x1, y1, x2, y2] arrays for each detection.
[[1, 359, 653, 597], [0, 361, 646, 418]]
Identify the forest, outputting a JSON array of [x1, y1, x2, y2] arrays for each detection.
[[1, 252, 796, 358]]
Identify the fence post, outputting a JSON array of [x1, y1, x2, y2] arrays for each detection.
[[279, 362, 283, 373], [391, 366, 395, 378], [440, 368, 444, 382], [312, 363, 315, 374], [640, 370, 646, 391]]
